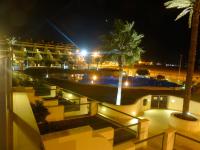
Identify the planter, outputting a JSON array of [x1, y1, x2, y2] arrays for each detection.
[[169, 113, 200, 133]]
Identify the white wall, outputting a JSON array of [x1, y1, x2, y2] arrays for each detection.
[[43, 99, 58, 107], [13, 92, 42, 150], [42, 126, 113, 150], [99, 95, 151, 118], [98, 95, 200, 120], [64, 97, 88, 117], [167, 96, 183, 111], [168, 96, 200, 116], [46, 105, 64, 122]]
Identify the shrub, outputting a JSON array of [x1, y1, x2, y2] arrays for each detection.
[[156, 75, 165, 80], [136, 68, 150, 76], [33, 81, 50, 96], [31, 100, 50, 124]]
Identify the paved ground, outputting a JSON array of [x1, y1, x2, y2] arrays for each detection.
[[140, 109, 200, 136], [138, 109, 200, 150], [140, 109, 177, 136]]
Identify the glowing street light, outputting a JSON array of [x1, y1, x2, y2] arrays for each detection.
[[76, 49, 80, 54], [92, 75, 97, 80], [80, 49, 88, 57], [92, 51, 100, 58], [124, 81, 129, 87]]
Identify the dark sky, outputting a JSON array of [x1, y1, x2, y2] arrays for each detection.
[[0, 0, 196, 64]]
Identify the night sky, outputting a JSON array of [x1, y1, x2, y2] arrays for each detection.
[[0, 0, 197, 64]]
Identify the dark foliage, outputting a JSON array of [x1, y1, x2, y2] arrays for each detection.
[[31, 100, 50, 123], [136, 68, 150, 76]]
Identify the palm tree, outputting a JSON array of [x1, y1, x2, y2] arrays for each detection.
[[60, 54, 69, 69], [31, 100, 49, 124], [7, 37, 17, 66], [23, 48, 29, 68], [102, 19, 144, 105], [85, 56, 92, 70], [34, 49, 43, 66], [165, 0, 200, 118], [95, 57, 101, 70], [43, 50, 54, 67]]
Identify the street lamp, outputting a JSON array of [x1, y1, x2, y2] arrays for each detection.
[[124, 80, 129, 87], [92, 51, 101, 70], [92, 51, 100, 58], [80, 49, 88, 57]]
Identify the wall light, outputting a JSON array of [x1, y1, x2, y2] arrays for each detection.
[[187, 112, 191, 115], [132, 111, 136, 116], [92, 75, 97, 81], [171, 99, 175, 103], [102, 107, 106, 112], [68, 93, 72, 98]]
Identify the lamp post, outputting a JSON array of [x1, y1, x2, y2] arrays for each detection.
[[80, 49, 88, 69], [92, 51, 101, 70], [177, 54, 182, 83]]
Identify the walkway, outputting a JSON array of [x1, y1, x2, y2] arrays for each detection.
[[140, 109, 176, 136], [138, 109, 200, 150]]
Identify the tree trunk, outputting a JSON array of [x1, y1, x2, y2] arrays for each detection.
[[88, 63, 90, 70], [96, 62, 99, 71], [183, 0, 200, 116], [116, 55, 123, 105]]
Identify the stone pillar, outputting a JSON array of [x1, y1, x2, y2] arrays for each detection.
[[163, 128, 176, 150], [80, 97, 88, 114], [50, 86, 57, 97], [137, 119, 149, 148], [0, 49, 12, 150], [89, 101, 98, 116], [138, 119, 149, 140]]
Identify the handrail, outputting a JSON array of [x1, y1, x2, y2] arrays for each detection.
[[64, 98, 80, 101], [98, 103, 141, 120], [47, 102, 91, 108], [63, 103, 91, 106], [0, 50, 10, 52], [97, 114, 138, 135], [134, 132, 165, 145], [62, 88, 87, 98], [114, 123, 138, 132], [175, 132, 200, 143]]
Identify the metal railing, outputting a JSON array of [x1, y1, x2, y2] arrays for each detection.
[[63, 103, 91, 117], [174, 132, 200, 150], [98, 103, 140, 123], [134, 132, 165, 150], [97, 103, 140, 145]]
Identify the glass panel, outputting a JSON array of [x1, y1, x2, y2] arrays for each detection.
[[174, 134, 200, 150], [64, 103, 90, 117], [135, 134, 164, 150]]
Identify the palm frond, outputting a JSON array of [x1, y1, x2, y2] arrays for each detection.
[[175, 7, 192, 20], [101, 19, 144, 66], [188, 9, 193, 28], [164, 0, 193, 9], [164, 0, 194, 27]]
